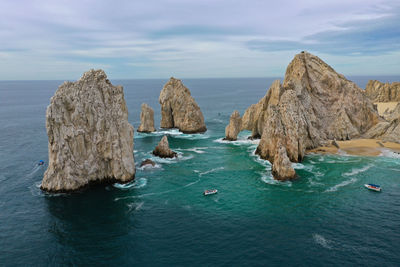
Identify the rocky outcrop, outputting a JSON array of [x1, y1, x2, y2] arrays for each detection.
[[224, 110, 242, 141], [138, 103, 156, 133], [365, 80, 400, 102], [247, 51, 380, 180], [153, 135, 177, 158], [41, 69, 135, 192], [159, 77, 206, 133], [365, 103, 400, 143], [140, 159, 156, 167]]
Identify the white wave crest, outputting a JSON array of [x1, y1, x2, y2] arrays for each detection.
[[313, 234, 332, 249], [199, 167, 224, 177], [113, 178, 147, 190], [214, 137, 260, 146], [379, 149, 400, 159], [138, 163, 162, 170], [260, 173, 292, 187], [175, 147, 208, 154]]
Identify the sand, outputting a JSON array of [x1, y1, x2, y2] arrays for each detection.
[[375, 102, 399, 116], [307, 139, 400, 156]]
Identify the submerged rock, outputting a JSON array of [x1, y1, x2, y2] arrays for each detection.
[[41, 69, 135, 192], [224, 110, 242, 141], [249, 51, 380, 180], [138, 103, 156, 133], [153, 135, 177, 158], [140, 159, 156, 167], [365, 80, 400, 102], [159, 77, 206, 133]]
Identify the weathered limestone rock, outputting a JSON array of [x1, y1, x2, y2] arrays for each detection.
[[365, 80, 400, 102], [365, 103, 400, 143], [159, 77, 206, 133], [41, 69, 135, 192], [249, 51, 380, 180], [224, 110, 242, 141], [140, 159, 156, 167], [153, 135, 177, 158], [138, 103, 156, 133]]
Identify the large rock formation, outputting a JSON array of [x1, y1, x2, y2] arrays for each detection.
[[159, 77, 206, 133], [365, 103, 400, 143], [153, 135, 177, 158], [138, 103, 156, 133], [365, 80, 400, 102], [41, 69, 135, 192], [224, 110, 242, 141], [242, 52, 381, 180]]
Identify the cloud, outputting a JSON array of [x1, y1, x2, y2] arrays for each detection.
[[0, 0, 399, 79]]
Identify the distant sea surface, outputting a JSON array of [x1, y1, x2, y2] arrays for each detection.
[[0, 76, 400, 266]]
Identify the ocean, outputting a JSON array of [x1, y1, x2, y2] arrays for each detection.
[[0, 76, 400, 266]]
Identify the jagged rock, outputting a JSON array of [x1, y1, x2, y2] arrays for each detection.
[[332, 140, 340, 148], [272, 145, 296, 180], [41, 69, 135, 192], [140, 159, 156, 167], [153, 135, 177, 158], [250, 51, 380, 180], [138, 103, 156, 133], [159, 77, 206, 133], [224, 110, 242, 141], [365, 80, 400, 102]]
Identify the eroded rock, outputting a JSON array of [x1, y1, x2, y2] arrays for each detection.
[[153, 135, 177, 158], [140, 159, 156, 167], [41, 69, 135, 192], [159, 77, 206, 133], [365, 80, 400, 102], [224, 110, 242, 141], [138, 103, 156, 133]]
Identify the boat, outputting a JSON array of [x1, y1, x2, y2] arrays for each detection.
[[38, 160, 45, 166], [364, 184, 381, 192], [203, 189, 218, 196]]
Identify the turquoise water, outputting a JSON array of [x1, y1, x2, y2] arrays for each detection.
[[0, 77, 400, 266]]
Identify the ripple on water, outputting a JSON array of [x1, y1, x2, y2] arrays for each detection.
[[113, 178, 148, 190], [313, 233, 333, 249]]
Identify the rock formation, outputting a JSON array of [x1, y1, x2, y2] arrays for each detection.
[[224, 110, 242, 141], [365, 80, 400, 102], [137, 103, 156, 133], [153, 135, 177, 158], [365, 102, 400, 143], [140, 159, 156, 167], [242, 51, 381, 180], [159, 77, 206, 133], [41, 69, 135, 192]]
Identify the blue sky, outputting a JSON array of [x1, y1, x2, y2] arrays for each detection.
[[0, 0, 399, 80]]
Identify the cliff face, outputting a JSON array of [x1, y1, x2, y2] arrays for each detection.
[[248, 52, 380, 180], [138, 103, 156, 133], [41, 70, 135, 192], [159, 78, 206, 133], [365, 80, 400, 102]]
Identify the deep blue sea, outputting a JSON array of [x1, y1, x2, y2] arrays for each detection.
[[1, 76, 400, 266]]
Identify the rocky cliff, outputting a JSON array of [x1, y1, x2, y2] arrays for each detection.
[[243, 52, 380, 180], [365, 80, 400, 102], [138, 103, 156, 133], [224, 110, 242, 141], [41, 69, 135, 192], [159, 77, 206, 133]]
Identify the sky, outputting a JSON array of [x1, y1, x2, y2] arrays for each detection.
[[0, 0, 399, 80]]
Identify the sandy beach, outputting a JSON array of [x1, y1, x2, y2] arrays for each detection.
[[307, 138, 400, 156]]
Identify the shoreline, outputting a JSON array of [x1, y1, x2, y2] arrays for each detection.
[[307, 138, 400, 157]]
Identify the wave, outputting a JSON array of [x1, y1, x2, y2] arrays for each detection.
[[137, 163, 162, 171], [260, 173, 292, 187], [379, 149, 400, 159], [175, 147, 208, 154], [149, 152, 194, 164], [199, 167, 224, 177], [214, 137, 260, 146], [313, 234, 332, 249], [126, 201, 144, 213], [343, 164, 373, 176], [113, 178, 147, 190], [325, 177, 357, 192]]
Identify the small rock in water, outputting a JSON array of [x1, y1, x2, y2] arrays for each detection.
[[153, 135, 177, 158], [140, 159, 156, 167]]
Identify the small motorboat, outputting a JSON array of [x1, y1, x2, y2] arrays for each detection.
[[364, 184, 381, 192], [203, 189, 218, 196], [38, 160, 45, 166]]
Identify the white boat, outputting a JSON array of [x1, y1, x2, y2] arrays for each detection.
[[364, 184, 381, 192], [203, 189, 218, 196]]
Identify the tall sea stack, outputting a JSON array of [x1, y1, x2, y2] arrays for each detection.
[[159, 77, 206, 133], [41, 69, 135, 192]]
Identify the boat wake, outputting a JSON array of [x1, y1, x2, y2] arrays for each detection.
[[126, 201, 144, 213], [342, 164, 373, 176], [175, 147, 208, 154], [199, 167, 224, 177]]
